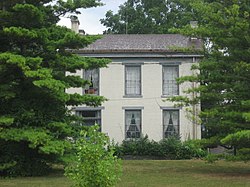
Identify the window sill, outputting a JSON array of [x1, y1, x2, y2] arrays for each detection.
[[123, 95, 143, 98], [124, 138, 141, 141], [161, 95, 179, 98], [84, 88, 99, 95]]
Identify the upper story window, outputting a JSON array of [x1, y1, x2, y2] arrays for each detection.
[[83, 69, 99, 95], [125, 65, 141, 96], [163, 110, 179, 138], [125, 110, 141, 139], [162, 65, 179, 96]]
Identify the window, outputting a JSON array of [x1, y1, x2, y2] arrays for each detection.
[[76, 110, 101, 128], [125, 66, 141, 96], [83, 69, 99, 95], [163, 65, 179, 96], [125, 110, 141, 139], [163, 110, 179, 138]]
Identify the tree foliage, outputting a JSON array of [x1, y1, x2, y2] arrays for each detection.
[[169, 0, 250, 155], [0, 0, 109, 176], [100, 0, 196, 34], [65, 125, 122, 187]]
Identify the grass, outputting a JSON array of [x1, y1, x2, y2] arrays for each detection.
[[118, 160, 250, 187], [0, 160, 249, 187]]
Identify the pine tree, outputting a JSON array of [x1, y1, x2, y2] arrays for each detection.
[[0, 0, 109, 176], [169, 0, 250, 154]]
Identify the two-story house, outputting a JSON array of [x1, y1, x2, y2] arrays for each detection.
[[67, 21, 202, 143]]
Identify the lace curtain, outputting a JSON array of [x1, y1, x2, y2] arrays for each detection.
[[163, 110, 179, 138], [125, 110, 141, 139], [163, 66, 178, 95], [125, 66, 141, 95], [84, 69, 99, 94]]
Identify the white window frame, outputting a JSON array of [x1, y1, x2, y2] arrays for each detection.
[[76, 109, 102, 130], [162, 65, 179, 96], [124, 65, 142, 97], [163, 110, 179, 138], [125, 110, 142, 140], [83, 68, 99, 95]]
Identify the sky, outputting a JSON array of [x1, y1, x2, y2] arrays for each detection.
[[58, 0, 126, 34]]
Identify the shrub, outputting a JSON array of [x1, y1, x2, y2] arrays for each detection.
[[238, 148, 250, 160], [177, 140, 207, 159], [117, 135, 152, 156], [159, 136, 182, 159], [204, 154, 220, 163], [223, 148, 250, 162], [65, 125, 122, 187], [114, 135, 207, 160]]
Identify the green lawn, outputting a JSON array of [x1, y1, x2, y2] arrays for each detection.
[[0, 160, 249, 187]]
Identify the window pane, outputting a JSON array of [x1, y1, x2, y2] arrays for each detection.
[[125, 66, 141, 95], [163, 66, 179, 95], [76, 110, 101, 129], [81, 111, 97, 118], [125, 110, 141, 139], [84, 119, 97, 126], [163, 110, 179, 138], [84, 69, 99, 95]]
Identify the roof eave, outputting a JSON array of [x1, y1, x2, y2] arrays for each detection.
[[68, 49, 204, 58], [70, 48, 203, 53]]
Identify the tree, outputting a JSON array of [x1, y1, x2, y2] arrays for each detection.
[[100, 0, 196, 34], [65, 125, 122, 187], [0, 0, 110, 176], [169, 0, 250, 154]]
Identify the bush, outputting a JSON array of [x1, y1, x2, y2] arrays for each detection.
[[114, 135, 207, 160], [204, 154, 221, 163], [159, 136, 182, 159], [223, 148, 250, 162], [120, 135, 153, 156], [178, 140, 207, 159], [238, 148, 250, 160], [65, 125, 122, 187]]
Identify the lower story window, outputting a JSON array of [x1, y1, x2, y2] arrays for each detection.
[[163, 110, 179, 138], [125, 110, 141, 139], [76, 110, 101, 129]]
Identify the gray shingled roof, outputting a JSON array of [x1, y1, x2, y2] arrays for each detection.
[[77, 34, 202, 53]]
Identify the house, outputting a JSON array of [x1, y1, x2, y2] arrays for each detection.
[[67, 19, 203, 143]]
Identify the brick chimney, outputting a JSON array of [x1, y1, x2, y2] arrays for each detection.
[[70, 15, 80, 33]]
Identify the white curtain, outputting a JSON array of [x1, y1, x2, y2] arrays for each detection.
[[163, 66, 178, 95], [84, 69, 99, 94], [125, 66, 141, 95], [125, 110, 141, 139], [163, 110, 179, 138]]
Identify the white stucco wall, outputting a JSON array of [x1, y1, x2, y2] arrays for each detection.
[[66, 58, 201, 143]]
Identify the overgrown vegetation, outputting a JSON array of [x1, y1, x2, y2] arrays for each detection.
[[114, 135, 207, 160], [65, 125, 122, 187]]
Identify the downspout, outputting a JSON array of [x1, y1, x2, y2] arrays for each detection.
[[192, 56, 196, 139], [190, 20, 198, 139]]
